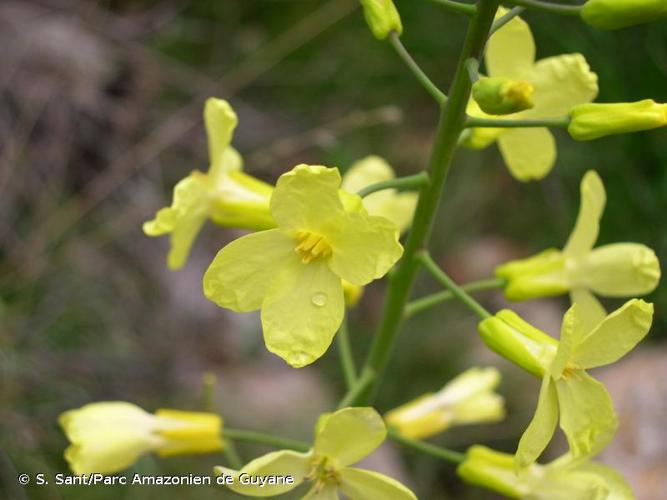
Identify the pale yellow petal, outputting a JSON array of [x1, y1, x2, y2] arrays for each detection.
[[524, 54, 598, 118], [570, 288, 607, 333], [261, 258, 344, 368], [497, 127, 556, 181], [515, 375, 559, 468], [563, 170, 606, 259], [203, 230, 295, 312], [314, 407, 386, 466], [339, 467, 417, 500], [204, 98, 238, 173], [485, 8, 535, 79]]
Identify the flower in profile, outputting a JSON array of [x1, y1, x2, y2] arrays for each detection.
[[385, 367, 505, 439], [359, 0, 403, 40], [568, 100, 667, 140], [458, 445, 635, 499], [59, 402, 223, 475], [143, 98, 274, 270], [463, 8, 598, 181], [216, 407, 416, 499], [478, 299, 653, 467], [581, 0, 667, 30], [203, 165, 403, 367], [496, 170, 660, 331]]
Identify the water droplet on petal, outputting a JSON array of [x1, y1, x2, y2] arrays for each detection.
[[311, 292, 327, 307]]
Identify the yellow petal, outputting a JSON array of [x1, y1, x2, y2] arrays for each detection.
[[524, 54, 598, 118], [270, 165, 345, 234], [314, 407, 386, 466], [575, 243, 661, 296], [555, 372, 618, 458], [563, 170, 606, 259], [550, 305, 583, 379], [485, 8, 535, 79], [143, 175, 211, 270], [204, 98, 238, 174], [497, 127, 556, 181], [339, 467, 417, 500], [59, 402, 161, 475], [261, 258, 344, 367], [328, 212, 403, 286], [302, 484, 339, 500], [215, 450, 311, 497], [573, 462, 636, 500], [571, 299, 653, 370], [570, 288, 608, 333], [515, 375, 559, 468], [342, 156, 394, 192], [203, 229, 295, 312]]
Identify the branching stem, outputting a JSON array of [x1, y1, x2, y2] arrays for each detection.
[[505, 0, 582, 16], [388, 429, 466, 464], [405, 277, 505, 318], [466, 116, 571, 128], [358, 171, 431, 198], [224, 428, 311, 453], [428, 0, 478, 17]]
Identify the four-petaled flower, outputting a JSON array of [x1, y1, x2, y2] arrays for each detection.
[[203, 164, 403, 367], [59, 402, 223, 475], [143, 98, 274, 269], [385, 366, 505, 440], [216, 407, 416, 499], [458, 445, 635, 499], [496, 170, 660, 331], [463, 8, 599, 181], [478, 299, 653, 467]]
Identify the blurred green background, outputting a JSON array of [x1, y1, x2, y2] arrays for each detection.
[[1, 0, 665, 499]]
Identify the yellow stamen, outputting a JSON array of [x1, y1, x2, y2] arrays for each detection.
[[295, 231, 332, 264]]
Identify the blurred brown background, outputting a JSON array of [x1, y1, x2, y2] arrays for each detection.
[[1, 0, 666, 498]]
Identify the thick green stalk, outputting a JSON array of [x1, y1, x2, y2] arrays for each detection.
[[337, 315, 357, 389], [353, 0, 500, 405]]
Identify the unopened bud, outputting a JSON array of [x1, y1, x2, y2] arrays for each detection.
[[359, 0, 403, 40], [568, 100, 667, 140], [472, 77, 535, 116], [581, 0, 667, 30]]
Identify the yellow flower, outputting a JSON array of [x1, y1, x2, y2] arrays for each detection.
[[496, 170, 660, 331], [203, 165, 403, 367], [464, 8, 598, 181], [458, 446, 635, 499], [59, 402, 223, 475], [479, 299, 653, 467], [216, 407, 416, 499], [472, 77, 535, 116], [385, 367, 505, 440], [143, 98, 274, 270], [568, 100, 667, 140], [582, 0, 667, 30], [359, 0, 403, 40]]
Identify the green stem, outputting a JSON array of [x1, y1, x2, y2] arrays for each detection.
[[418, 252, 491, 320], [224, 428, 310, 453], [388, 429, 465, 465], [428, 0, 478, 17], [338, 369, 375, 409], [222, 440, 243, 469], [390, 33, 448, 105], [505, 0, 582, 16], [491, 6, 526, 34], [358, 171, 431, 198], [354, 0, 501, 405], [405, 277, 505, 318], [337, 315, 357, 389], [466, 116, 571, 128], [466, 58, 480, 84]]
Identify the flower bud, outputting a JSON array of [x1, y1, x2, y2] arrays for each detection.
[[581, 0, 667, 30], [568, 100, 667, 141], [472, 77, 535, 116], [359, 0, 403, 40], [478, 310, 558, 377], [495, 249, 569, 301], [458, 446, 530, 498], [385, 367, 505, 439]]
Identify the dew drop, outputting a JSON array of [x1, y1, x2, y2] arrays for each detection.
[[311, 292, 328, 307]]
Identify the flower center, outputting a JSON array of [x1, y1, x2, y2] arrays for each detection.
[[294, 231, 332, 264], [307, 455, 341, 490]]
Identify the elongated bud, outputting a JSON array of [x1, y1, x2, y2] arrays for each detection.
[[385, 367, 505, 439], [581, 0, 667, 30], [568, 100, 667, 141], [472, 77, 535, 116], [359, 0, 403, 40], [478, 311, 558, 377], [495, 249, 568, 301], [458, 446, 531, 498]]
